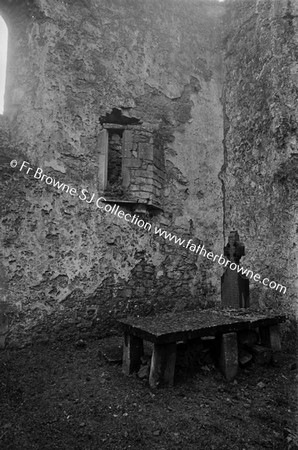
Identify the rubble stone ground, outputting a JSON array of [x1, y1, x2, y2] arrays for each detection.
[[0, 336, 296, 450]]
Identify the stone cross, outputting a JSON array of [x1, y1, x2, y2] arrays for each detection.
[[221, 230, 250, 309]]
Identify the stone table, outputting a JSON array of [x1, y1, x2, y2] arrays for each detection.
[[118, 309, 285, 388]]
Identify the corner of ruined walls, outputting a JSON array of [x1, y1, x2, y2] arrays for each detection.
[[222, 0, 298, 317]]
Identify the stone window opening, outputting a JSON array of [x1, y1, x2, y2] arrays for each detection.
[[99, 108, 140, 197], [98, 108, 164, 211], [107, 127, 124, 195], [0, 16, 8, 115]]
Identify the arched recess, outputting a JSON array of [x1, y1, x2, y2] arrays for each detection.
[[0, 16, 8, 114]]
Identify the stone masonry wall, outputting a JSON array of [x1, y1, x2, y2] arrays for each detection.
[[0, 0, 225, 345], [222, 0, 298, 315]]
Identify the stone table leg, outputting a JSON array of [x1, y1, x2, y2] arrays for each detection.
[[259, 324, 281, 364], [219, 332, 238, 381], [122, 333, 143, 375], [149, 342, 177, 388]]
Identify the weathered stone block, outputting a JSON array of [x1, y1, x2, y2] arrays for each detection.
[[124, 157, 142, 169], [132, 191, 152, 200], [259, 325, 282, 364], [238, 349, 252, 367], [122, 334, 143, 375], [138, 143, 153, 160], [251, 345, 272, 365], [138, 364, 150, 380], [122, 165, 131, 189], [149, 343, 176, 388], [259, 325, 281, 351], [123, 130, 133, 158], [219, 332, 238, 381]]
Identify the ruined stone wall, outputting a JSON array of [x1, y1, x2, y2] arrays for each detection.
[[0, 0, 225, 345], [222, 0, 298, 315]]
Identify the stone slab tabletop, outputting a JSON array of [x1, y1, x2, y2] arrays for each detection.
[[118, 309, 286, 344]]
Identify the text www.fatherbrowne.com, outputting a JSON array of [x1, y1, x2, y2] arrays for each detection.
[[12, 159, 287, 295]]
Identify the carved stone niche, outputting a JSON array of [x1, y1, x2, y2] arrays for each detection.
[[98, 124, 163, 200], [97, 110, 165, 210]]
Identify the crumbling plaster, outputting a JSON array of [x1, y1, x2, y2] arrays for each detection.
[[1, 0, 296, 346], [0, 0, 226, 345], [222, 0, 298, 315]]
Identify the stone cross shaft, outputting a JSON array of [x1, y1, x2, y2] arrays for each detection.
[[221, 230, 250, 309]]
